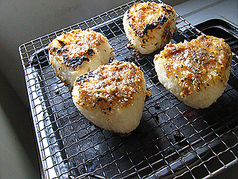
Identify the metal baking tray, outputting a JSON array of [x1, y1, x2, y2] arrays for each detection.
[[19, 0, 238, 178]]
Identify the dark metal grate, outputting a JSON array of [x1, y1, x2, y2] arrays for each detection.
[[19, 1, 238, 178]]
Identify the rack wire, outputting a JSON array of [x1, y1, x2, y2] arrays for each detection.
[[19, 0, 238, 178]]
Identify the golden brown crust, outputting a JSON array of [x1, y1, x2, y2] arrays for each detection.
[[49, 29, 109, 70], [48, 29, 114, 90], [74, 60, 146, 111], [155, 35, 232, 97], [123, 1, 177, 54], [125, 2, 176, 38]]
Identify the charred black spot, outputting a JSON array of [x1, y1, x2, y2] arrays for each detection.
[[142, 22, 159, 36], [57, 49, 61, 54], [58, 40, 66, 47], [64, 55, 90, 68], [52, 47, 57, 52], [135, 22, 158, 38], [158, 16, 168, 26], [76, 70, 94, 83], [162, 5, 173, 13], [86, 48, 95, 56], [137, 16, 168, 37]]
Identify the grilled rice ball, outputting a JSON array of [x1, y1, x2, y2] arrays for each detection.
[[72, 60, 148, 134], [48, 29, 114, 90], [123, 1, 177, 54], [153, 35, 232, 109]]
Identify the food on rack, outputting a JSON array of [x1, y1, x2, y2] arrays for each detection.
[[48, 29, 114, 90], [123, 1, 177, 54], [153, 35, 232, 109], [72, 60, 149, 134]]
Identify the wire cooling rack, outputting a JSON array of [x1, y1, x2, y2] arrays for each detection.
[[19, 0, 238, 178]]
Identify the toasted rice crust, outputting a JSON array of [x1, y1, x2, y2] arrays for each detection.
[[123, 2, 177, 54], [154, 35, 232, 109], [72, 60, 147, 133], [48, 29, 114, 90]]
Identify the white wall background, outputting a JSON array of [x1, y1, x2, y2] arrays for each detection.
[[0, 104, 39, 179]]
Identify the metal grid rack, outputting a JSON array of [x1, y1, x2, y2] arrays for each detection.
[[19, 0, 238, 178]]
